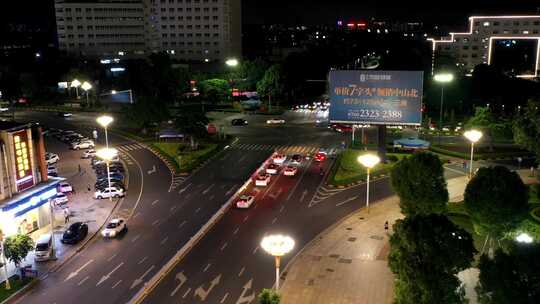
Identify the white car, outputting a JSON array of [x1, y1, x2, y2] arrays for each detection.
[[272, 154, 287, 164], [101, 218, 127, 238], [266, 164, 280, 175], [94, 187, 125, 199], [283, 166, 298, 176], [71, 140, 94, 150], [236, 195, 255, 208], [266, 118, 286, 124], [82, 149, 96, 159], [0, 107, 9, 112], [53, 193, 69, 205], [255, 173, 271, 186], [58, 182, 73, 193], [45, 153, 59, 165], [47, 165, 58, 175]]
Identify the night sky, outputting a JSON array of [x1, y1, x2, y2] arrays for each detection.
[[3, 0, 540, 31]]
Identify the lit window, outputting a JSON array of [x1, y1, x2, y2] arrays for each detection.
[[483, 22, 490, 26]]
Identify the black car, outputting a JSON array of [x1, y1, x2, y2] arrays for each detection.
[[61, 222, 88, 244], [96, 182, 125, 192], [231, 119, 248, 126]]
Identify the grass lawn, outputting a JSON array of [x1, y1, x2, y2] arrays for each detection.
[[0, 277, 34, 302], [329, 150, 407, 186], [430, 144, 532, 160], [153, 142, 219, 173]]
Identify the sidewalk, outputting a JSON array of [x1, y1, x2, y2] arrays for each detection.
[[0, 137, 119, 284], [280, 175, 472, 304]]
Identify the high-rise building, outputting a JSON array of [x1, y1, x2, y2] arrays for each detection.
[[54, 0, 241, 61], [429, 15, 540, 78]]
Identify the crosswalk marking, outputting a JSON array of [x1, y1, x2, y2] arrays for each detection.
[[229, 143, 321, 154], [117, 143, 145, 152], [169, 175, 187, 192]]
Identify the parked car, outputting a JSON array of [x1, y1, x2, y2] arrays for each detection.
[[96, 172, 124, 181], [47, 165, 58, 176], [255, 173, 271, 186], [94, 187, 125, 199], [58, 182, 73, 193], [61, 222, 88, 244], [236, 195, 255, 208], [71, 140, 94, 150], [266, 164, 280, 175], [82, 149, 96, 159], [96, 177, 123, 186], [101, 218, 127, 238], [34, 234, 53, 262], [53, 193, 69, 206], [231, 119, 248, 126], [290, 154, 303, 165], [45, 153, 59, 165]]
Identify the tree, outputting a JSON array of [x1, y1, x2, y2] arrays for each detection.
[[257, 64, 285, 112], [466, 107, 512, 151], [230, 59, 269, 91], [125, 96, 169, 133], [258, 288, 280, 304], [390, 152, 448, 216], [3, 234, 34, 274], [174, 110, 209, 149], [464, 166, 529, 244], [514, 99, 540, 159], [388, 214, 476, 304], [199, 79, 229, 104], [476, 244, 540, 304]]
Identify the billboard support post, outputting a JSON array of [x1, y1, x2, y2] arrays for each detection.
[[377, 126, 387, 162], [352, 125, 355, 145]]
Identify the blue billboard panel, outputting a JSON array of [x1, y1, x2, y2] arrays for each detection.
[[329, 70, 423, 125]]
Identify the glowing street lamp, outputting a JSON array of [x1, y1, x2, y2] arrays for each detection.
[[81, 81, 92, 105], [96, 115, 114, 149], [516, 233, 533, 243], [225, 58, 239, 67], [464, 130, 483, 178], [357, 154, 381, 213], [71, 79, 81, 99], [96, 147, 118, 202], [261, 234, 295, 290], [434, 73, 454, 145]]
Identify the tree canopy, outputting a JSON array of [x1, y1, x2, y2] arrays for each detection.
[[476, 244, 540, 304], [258, 288, 281, 304], [513, 99, 540, 158], [464, 166, 529, 238], [466, 107, 512, 149], [3, 234, 34, 268], [390, 152, 448, 216], [257, 64, 285, 101], [199, 78, 230, 104], [125, 95, 169, 131], [389, 214, 476, 304]]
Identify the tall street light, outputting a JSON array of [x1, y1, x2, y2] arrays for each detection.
[[464, 129, 483, 179], [358, 154, 381, 214], [434, 73, 454, 145], [71, 79, 81, 99], [96, 147, 118, 202], [81, 81, 92, 105], [96, 115, 114, 149], [225, 58, 239, 67], [261, 234, 295, 290]]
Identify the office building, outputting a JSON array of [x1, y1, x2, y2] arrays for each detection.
[[429, 15, 540, 77], [54, 0, 242, 62]]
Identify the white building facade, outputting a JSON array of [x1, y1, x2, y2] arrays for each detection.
[[429, 15, 540, 78], [54, 0, 241, 61]]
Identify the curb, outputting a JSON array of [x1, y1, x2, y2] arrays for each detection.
[[1, 278, 39, 304]]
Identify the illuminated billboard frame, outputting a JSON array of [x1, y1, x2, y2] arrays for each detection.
[[12, 130, 34, 192], [487, 36, 540, 78]]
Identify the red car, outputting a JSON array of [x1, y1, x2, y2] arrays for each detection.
[[332, 124, 352, 133], [314, 152, 327, 162]]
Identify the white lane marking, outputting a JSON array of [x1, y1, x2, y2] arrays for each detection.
[[133, 212, 141, 219], [137, 256, 148, 265], [300, 189, 308, 202], [220, 242, 228, 251], [147, 165, 156, 175], [203, 263, 211, 272], [235, 279, 256, 304], [225, 184, 238, 196], [336, 196, 359, 207], [243, 215, 249, 222], [131, 234, 141, 243], [97, 262, 124, 286], [209, 195, 215, 200], [271, 217, 277, 224], [152, 219, 160, 226], [238, 267, 245, 277], [130, 265, 155, 289], [112, 280, 122, 289], [183, 287, 192, 298], [179, 220, 187, 229], [64, 259, 94, 282], [252, 246, 259, 254], [233, 227, 239, 235], [220, 293, 229, 303], [279, 205, 285, 213], [179, 183, 192, 194], [107, 253, 117, 262], [77, 276, 90, 286], [160, 236, 169, 246], [195, 207, 201, 213], [202, 183, 215, 195], [194, 274, 221, 301], [170, 272, 188, 297], [151, 199, 159, 206]]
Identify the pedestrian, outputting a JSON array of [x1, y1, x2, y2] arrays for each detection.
[[462, 161, 467, 169], [78, 164, 81, 174], [63, 207, 70, 224], [384, 221, 389, 232], [87, 184, 91, 192]]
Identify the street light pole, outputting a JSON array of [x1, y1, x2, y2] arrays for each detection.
[[464, 130, 483, 179], [366, 167, 371, 213], [358, 154, 381, 214], [261, 234, 295, 291], [96, 147, 118, 202], [439, 85, 444, 145], [434, 73, 453, 146]]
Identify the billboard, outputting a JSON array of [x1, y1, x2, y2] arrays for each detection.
[[12, 130, 34, 192], [329, 70, 423, 125]]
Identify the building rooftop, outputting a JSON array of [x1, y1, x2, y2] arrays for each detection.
[[0, 121, 31, 132]]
